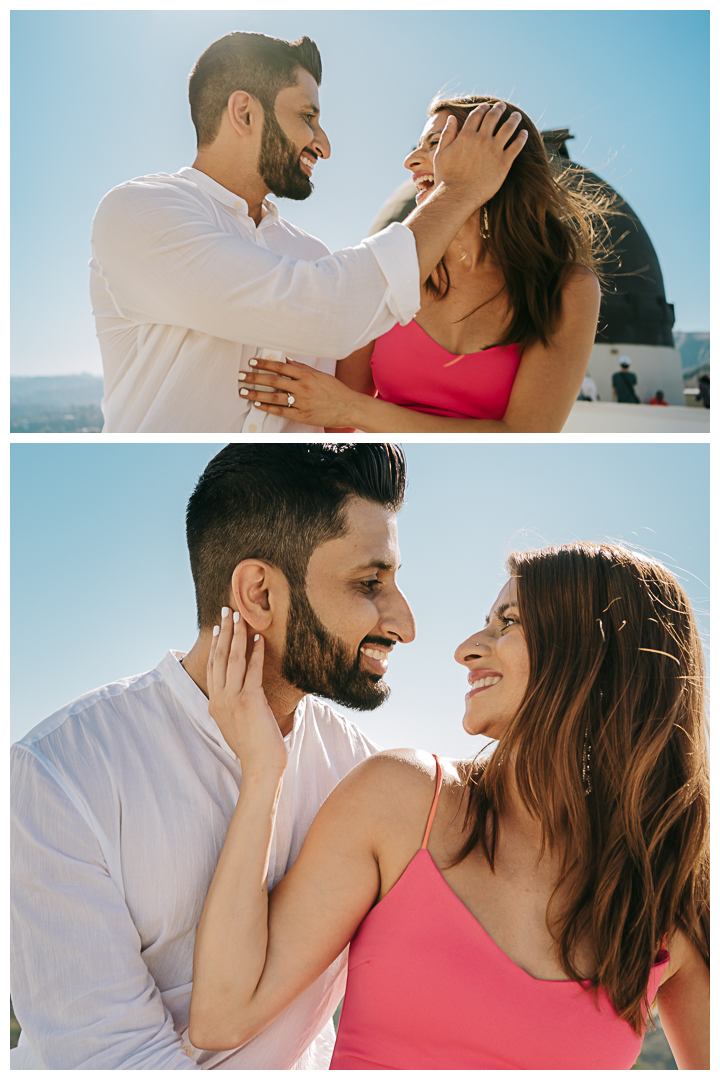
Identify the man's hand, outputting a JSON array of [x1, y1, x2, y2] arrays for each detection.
[[432, 101, 527, 209]]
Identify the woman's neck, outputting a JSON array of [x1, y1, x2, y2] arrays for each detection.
[[442, 210, 486, 274]]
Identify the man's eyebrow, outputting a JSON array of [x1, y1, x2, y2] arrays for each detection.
[[348, 559, 395, 574]]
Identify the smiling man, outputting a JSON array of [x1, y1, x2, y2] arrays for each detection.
[[90, 30, 525, 432], [11, 443, 415, 1070]]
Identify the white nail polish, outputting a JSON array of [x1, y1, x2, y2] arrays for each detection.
[[240, 388, 249, 396], [254, 634, 260, 642], [249, 359, 258, 367], [221, 606, 230, 618], [238, 373, 246, 381], [213, 625, 220, 637], [254, 402, 263, 408], [233, 611, 240, 623]]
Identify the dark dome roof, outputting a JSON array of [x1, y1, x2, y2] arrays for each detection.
[[369, 128, 675, 348]]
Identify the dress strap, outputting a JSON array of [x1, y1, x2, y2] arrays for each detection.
[[420, 754, 443, 850]]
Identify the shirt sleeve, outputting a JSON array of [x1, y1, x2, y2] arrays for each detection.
[[11, 746, 199, 1070], [91, 182, 420, 358]]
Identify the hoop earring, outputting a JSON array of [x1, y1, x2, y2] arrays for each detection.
[[582, 722, 592, 796], [481, 205, 490, 239]]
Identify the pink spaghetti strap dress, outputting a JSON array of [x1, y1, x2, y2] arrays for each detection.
[[330, 756, 670, 1070], [369, 321, 523, 419]]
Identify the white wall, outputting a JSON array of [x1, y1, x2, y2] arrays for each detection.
[[586, 343, 686, 405]]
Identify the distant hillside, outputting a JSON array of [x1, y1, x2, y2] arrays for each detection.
[[10, 375, 104, 432], [673, 332, 710, 374]]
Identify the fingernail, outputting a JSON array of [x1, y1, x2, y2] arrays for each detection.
[[249, 359, 258, 367], [254, 634, 260, 642], [254, 402, 263, 408], [221, 606, 230, 618], [233, 611, 240, 623], [240, 388, 249, 396], [238, 373, 246, 381], [213, 625, 220, 637]]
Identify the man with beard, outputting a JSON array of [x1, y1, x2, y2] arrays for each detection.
[[90, 31, 526, 432], [11, 443, 415, 1070]]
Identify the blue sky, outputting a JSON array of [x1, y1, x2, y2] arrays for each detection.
[[10, 8, 709, 376], [11, 442, 709, 757]]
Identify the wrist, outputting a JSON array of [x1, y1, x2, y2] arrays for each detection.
[[434, 179, 487, 213], [239, 763, 286, 789]]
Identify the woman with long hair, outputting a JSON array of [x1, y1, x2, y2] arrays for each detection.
[[188, 543, 709, 1069], [238, 96, 611, 433]]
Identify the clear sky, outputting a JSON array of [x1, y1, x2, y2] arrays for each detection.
[[11, 441, 709, 757], [10, 7, 709, 376]]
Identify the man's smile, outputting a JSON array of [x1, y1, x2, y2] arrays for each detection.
[[360, 642, 393, 675]]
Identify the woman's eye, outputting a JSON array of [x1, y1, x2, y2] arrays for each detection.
[[500, 615, 517, 631]]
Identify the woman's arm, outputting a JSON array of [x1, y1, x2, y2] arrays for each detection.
[[655, 929, 709, 1069], [189, 611, 385, 1052], [242, 269, 600, 433], [323, 342, 376, 433]]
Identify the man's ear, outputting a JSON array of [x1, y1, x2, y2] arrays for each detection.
[[229, 559, 283, 632], [226, 90, 262, 137]]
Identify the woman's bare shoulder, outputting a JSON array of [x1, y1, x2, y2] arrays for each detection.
[[659, 926, 709, 985], [563, 263, 601, 297], [321, 748, 460, 818]]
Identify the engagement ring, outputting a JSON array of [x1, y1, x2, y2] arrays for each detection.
[[287, 394, 296, 407]]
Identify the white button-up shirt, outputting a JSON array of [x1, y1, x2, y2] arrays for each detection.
[[90, 167, 420, 432], [11, 651, 380, 1070]]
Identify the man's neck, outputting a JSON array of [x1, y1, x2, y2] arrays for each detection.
[[180, 632, 302, 738], [191, 151, 269, 226]]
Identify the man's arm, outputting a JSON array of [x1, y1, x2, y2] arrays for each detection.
[[92, 186, 419, 361], [11, 746, 199, 1070], [92, 105, 526, 362]]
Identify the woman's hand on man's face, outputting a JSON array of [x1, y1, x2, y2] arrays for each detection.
[[239, 357, 360, 428], [207, 608, 288, 779]]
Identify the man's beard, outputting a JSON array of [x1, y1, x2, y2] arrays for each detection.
[[258, 107, 313, 201], [282, 585, 392, 711]]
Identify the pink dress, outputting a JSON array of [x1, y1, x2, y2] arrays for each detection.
[[369, 321, 523, 419], [330, 757, 670, 1070]]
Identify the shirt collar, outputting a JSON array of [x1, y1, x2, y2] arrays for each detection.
[[158, 650, 304, 758], [177, 166, 280, 223]]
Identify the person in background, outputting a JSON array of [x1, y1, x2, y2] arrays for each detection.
[[578, 371, 600, 401], [611, 357, 640, 403], [696, 374, 709, 408], [649, 390, 669, 406], [11, 443, 415, 1069]]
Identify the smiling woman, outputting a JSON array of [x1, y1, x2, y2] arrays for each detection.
[[188, 541, 709, 1070], [244, 94, 613, 433]]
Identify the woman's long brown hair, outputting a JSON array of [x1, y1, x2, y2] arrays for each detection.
[[426, 95, 615, 349], [456, 543, 709, 1034]]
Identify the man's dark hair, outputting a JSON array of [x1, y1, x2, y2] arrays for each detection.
[[186, 443, 406, 629], [188, 31, 322, 147]]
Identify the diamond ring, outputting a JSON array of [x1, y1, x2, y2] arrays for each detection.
[[287, 394, 296, 406]]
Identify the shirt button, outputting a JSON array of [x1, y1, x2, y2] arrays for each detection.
[[248, 424, 258, 433], [184, 1046, 194, 1057], [235, 201, 243, 209], [266, 352, 277, 362]]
